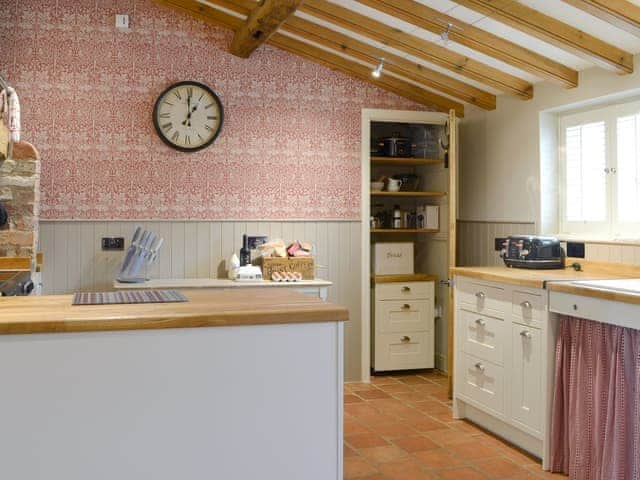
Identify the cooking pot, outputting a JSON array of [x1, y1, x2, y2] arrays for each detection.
[[378, 133, 413, 157]]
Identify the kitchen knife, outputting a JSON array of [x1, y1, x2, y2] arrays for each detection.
[[117, 226, 142, 277]]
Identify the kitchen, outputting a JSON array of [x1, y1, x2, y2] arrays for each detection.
[[2, 0, 640, 479]]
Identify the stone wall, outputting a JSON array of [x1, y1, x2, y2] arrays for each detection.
[[0, 141, 40, 266]]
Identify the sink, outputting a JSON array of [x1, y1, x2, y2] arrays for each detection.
[[572, 278, 640, 295]]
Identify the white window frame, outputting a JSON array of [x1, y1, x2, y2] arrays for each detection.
[[559, 100, 640, 237]]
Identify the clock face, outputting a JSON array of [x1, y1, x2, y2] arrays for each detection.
[[152, 81, 224, 152]]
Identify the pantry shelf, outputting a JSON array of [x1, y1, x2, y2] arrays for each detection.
[[371, 191, 446, 197], [370, 229, 439, 234], [370, 156, 443, 166]]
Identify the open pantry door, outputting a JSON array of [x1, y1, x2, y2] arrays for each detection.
[[447, 109, 458, 396]]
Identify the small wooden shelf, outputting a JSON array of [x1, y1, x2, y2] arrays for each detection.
[[370, 229, 439, 234], [371, 156, 442, 166], [372, 273, 438, 284], [371, 191, 446, 197]]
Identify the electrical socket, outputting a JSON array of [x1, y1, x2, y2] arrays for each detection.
[[102, 237, 125, 251], [115, 14, 129, 30]]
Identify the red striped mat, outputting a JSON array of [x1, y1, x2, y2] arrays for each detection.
[[72, 290, 187, 305]]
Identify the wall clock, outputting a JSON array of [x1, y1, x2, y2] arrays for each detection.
[[152, 81, 224, 152]]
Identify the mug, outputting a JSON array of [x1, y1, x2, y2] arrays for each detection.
[[387, 178, 403, 192]]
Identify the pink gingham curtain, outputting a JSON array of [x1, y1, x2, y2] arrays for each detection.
[[551, 316, 640, 480]]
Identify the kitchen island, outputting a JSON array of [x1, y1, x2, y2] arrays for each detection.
[[0, 289, 348, 480]]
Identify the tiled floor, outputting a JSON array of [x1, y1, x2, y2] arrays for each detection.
[[344, 371, 566, 480]]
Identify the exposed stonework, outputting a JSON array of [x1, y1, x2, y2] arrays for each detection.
[[0, 141, 40, 266]]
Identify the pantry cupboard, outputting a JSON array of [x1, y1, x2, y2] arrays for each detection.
[[361, 109, 458, 377]]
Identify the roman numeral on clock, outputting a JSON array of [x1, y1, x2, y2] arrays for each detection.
[[162, 122, 172, 131], [174, 90, 182, 100], [159, 113, 170, 119], [172, 131, 180, 143], [207, 116, 217, 120]]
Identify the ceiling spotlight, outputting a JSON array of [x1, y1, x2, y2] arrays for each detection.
[[437, 20, 462, 46], [371, 58, 385, 78]]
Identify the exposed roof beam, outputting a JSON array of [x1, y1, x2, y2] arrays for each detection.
[[452, 0, 633, 74], [300, 0, 533, 99], [284, 16, 496, 109], [155, 0, 464, 115], [561, 0, 640, 38], [355, 0, 578, 89], [156, 0, 243, 29], [269, 33, 465, 116], [230, 0, 303, 57]]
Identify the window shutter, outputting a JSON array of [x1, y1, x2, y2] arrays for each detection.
[[617, 114, 640, 222], [564, 121, 607, 222]]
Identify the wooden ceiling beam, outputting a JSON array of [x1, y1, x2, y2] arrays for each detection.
[[284, 16, 496, 109], [452, 0, 633, 74], [561, 0, 640, 38], [230, 0, 303, 58], [356, 0, 578, 89], [156, 0, 464, 115], [155, 0, 243, 29], [300, 0, 533, 99], [269, 33, 465, 116]]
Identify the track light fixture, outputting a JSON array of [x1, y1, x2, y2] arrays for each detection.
[[371, 58, 385, 78]]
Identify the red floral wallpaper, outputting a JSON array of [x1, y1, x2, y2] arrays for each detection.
[[1, 0, 424, 220]]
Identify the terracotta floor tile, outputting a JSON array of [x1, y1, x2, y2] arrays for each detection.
[[345, 404, 381, 418], [413, 448, 466, 469], [393, 391, 435, 403], [357, 411, 400, 425], [378, 458, 436, 480], [425, 427, 475, 446], [367, 421, 417, 438], [345, 444, 359, 457], [500, 447, 541, 466], [409, 418, 450, 433], [345, 418, 371, 435], [344, 457, 378, 479], [398, 375, 431, 385], [348, 382, 379, 391], [446, 441, 503, 461], [474, 456, 529, 478], [345, 394, 365, 404], [358, 444, 408, 464], [371, 375, 400, 385], [393, 435, 440, 453], [429, 410, 456, 423], [412, 400, 452, 415], [346, 432, 390, 449], [412, 383, 448, 395], [356, 389, 391, 400], [523, 465, 567, 478], [378, 383, 414, 393], [448, 420, 484, 435], [437, 466, 488, 480]]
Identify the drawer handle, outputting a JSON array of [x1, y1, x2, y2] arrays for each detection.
[[475, 318, 486, 326], [402, 304, 411, 310], [474, 362, 485, 372], [520, 300, 532, 309], [475, 291, 485, 300], [520, 330, 532, 339], [401, 286, 411, 292], [401, 336, 411, 343]]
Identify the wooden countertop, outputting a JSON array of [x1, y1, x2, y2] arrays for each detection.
[[548, 280, 640, 306], [372, 273, 438, 285], [0, 289, 349, 335], [114, 278, 332, 289], [0, 253, 43, 272], [451, 258, 640, 289]]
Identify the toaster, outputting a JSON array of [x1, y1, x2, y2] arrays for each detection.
[[501, 235, 565, 269]]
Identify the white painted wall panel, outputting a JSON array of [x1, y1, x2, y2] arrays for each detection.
[[39, 220, 363, 381]]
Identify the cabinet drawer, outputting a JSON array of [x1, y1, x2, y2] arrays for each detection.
[[375, 300, 433, 333], [375, 282, 433, 301], [457, 280, 506, 317], [460, 309, 505, 365], [512, 290, 543, 329], [459, 352, 504, 416], [374, 331, 433, 371]]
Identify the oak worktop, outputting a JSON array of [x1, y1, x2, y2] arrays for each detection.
[[0, 289, 349, 335], [548, 281, 640, 306], [451, 258, 640, 289]]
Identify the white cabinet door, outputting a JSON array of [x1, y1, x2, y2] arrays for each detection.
[[510, 324, 542, 437]]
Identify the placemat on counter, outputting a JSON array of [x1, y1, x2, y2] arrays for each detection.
[[72, 290, 188, 306]]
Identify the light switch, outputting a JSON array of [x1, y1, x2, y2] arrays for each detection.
[[115, 14, 129, 30]]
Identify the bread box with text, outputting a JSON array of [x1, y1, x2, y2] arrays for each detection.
[[372, 242, 414, 275]]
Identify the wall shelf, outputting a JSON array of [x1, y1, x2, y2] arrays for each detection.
[[371, 191, 446, 198], [370, 228, 439, 234], [371, 156, 442, 166]]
